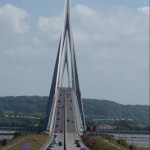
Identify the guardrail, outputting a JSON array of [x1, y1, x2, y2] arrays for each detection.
[[64, 90, 67, 150], [41, 90, 61, 150], [72, 91, 81, 133], [46, 96, 55, 131], [71, 90, 84, 138]]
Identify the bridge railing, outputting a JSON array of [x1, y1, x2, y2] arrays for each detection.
[[41, 90, 61, 150], [72, 90, 84, 134], [47, 89, 60, 133], [46, 96, 55, 131]]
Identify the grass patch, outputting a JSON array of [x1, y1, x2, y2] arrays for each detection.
[[83, 136, 121, 150], [5, 134, 48, 150]]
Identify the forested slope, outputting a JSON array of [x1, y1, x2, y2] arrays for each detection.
[[0, 96, 149, 125]]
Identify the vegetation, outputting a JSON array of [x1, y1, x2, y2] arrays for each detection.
[[0, 96, 149, 126], [83, 99, 149, 126], [2, 139, 8, 146], [82, 134, 143, 150], [129, 145, 137, 150], [1, 130, 47, 149], [116, 139, 129, 148], [14, 131, 26, 138], [82, 135, 127, 150], [0, 96, 47, 115], [4, 134, 48, 150]]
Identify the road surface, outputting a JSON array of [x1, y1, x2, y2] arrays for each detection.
[[43, 88, 89, 150]]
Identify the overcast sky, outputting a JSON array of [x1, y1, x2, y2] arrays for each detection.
[[0, 0, 149, 105]]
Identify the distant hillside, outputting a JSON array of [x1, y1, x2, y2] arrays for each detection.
[[84, 99, 149, 125], [0, 96, 149, 125]]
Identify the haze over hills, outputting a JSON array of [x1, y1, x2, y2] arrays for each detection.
[[0, 96, 149, 125]]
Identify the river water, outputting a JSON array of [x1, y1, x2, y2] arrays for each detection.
[[111, 134, 150, 148]]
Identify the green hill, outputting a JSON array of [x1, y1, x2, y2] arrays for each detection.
[[84, 99, 149, 125], [0, 96, 149, 125]]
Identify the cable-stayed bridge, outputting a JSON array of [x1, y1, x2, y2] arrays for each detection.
[[42, 0, 88, 149]]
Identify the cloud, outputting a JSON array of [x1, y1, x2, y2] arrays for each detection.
[[37, 16, 62, 44], [137, 6, 149, 15], [34, 5, 149, 104], [0, 4, 148, 104], [0, 4, 29, 35], [71, 5, 149, 69]]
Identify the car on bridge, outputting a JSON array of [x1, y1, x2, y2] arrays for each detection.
[[75, 140, 80, 144], [53, 133, 58, 138], [76, 143, 81, 147], [58, 141, 63, 146], [51, 139, 58, 145], [48, 144, 54, 148]]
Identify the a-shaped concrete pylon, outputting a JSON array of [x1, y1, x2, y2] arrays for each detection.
[[44, 0, 86, 132]]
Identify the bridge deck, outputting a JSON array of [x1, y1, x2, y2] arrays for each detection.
[[43, 88, 88, 150]]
